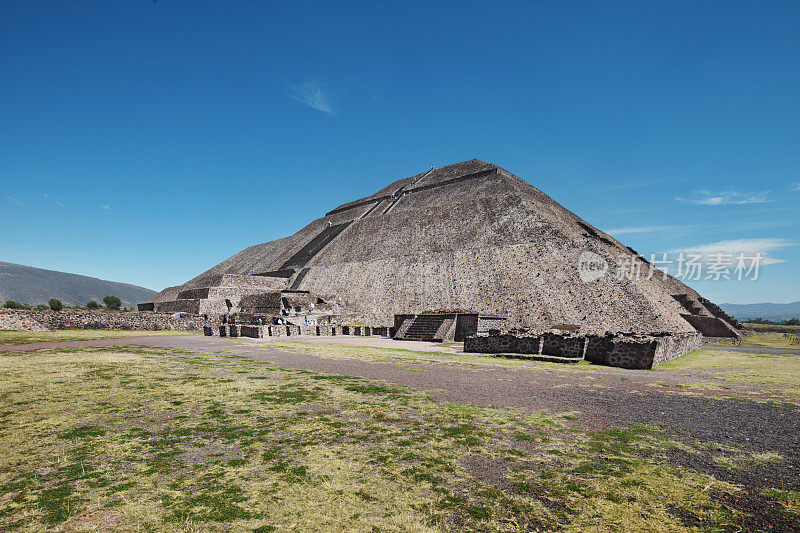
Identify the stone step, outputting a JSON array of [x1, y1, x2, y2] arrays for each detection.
[[395, 314, 450, 341]]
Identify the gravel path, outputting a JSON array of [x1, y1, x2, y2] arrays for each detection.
[[4, 334, 799, 493]]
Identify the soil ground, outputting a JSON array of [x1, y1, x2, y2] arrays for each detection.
[[1, 333, 798, 531]]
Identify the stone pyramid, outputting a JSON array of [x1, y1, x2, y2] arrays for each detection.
[[150, 159, 740, 336]]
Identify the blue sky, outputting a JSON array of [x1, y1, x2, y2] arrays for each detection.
[[1, 1, 798, 304]]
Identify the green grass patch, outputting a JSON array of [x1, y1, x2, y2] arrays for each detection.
[[0, 344, 793, 531], [741, 332, 800, 349], [658, 348, 800, 392], [0, 329, 198, 345]]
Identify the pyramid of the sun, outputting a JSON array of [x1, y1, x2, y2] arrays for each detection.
[[150, 159, 740, 336]]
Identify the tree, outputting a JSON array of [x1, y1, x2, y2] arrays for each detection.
[[103, 295, 121, 310], [4, 300, 30, 310], [48, 298, 63, 311], [86, 300, 101, 310]]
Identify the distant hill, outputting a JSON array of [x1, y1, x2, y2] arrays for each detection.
[[720, 301, 800, 322], [0, 261, 156, 307]]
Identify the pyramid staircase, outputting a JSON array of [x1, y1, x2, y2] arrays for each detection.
[[394, 314, 453, 342], [698, 297, 744, 329], [280, 222, 352, 271], [673, 293, 742, 339], [673, 294, 706, 316]]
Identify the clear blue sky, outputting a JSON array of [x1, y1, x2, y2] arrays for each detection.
[[1, 1, 798, 304]]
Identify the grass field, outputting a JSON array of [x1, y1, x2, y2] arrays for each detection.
[[658, 348, 800, 392], [743, 323, 800, 334], [0, 329, 199, 345], [252, 339, 603, 374], [0, 336, 798, 531], [740, 332, 800, 349]]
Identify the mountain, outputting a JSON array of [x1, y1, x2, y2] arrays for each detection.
[[720, 302, 800, 322], [150, 159, 738, 336], [0, 261, 156, 307]]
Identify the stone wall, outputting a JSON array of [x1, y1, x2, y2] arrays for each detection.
[[652, 333, 703, 367], [156, 299, 202, 315], [606, 333, 703, 370], [239, 293, 282, 314], [464, 331, 702, 369], [453, 314, 479, 342], [477, 316, 507, 333], [604, 338, 659, 369], [394, 314, 415, 330], [0, 308, 201, 332], [178, 287, 210, 300], [541, 333, 585, 358], [584, 336, 616, 364], [214, 323, 393, 340], [464, 334, 540, 354]]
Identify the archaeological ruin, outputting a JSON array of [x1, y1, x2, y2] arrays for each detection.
[[145, 159, 742, 368]]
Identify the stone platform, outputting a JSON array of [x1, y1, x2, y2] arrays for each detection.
[[464, 331, 702, 369]]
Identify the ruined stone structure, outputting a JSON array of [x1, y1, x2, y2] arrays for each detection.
[[148, 159, 740, 343], [0, 308, 200, 332], [464, 331, 703, 369], [214, 323, 390, 339], [392, 313, 506, 342]]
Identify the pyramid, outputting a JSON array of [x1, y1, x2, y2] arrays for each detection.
[[150, 159, 740, 337]]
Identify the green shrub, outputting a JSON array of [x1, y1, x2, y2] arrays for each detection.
[[3, 300, 30, 310], [86, 300, 101, 310], [748, 317, 800, 326], [35, 304, 49, 311], [103, 295, 121, 310], [48, 298, 63, 311]]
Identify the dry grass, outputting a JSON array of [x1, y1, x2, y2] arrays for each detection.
[[247, 339, 800, 402], [658, 348, 800, 393], [1, 345, 788, 531], [743, 323, 800, 334], [245, 339, 603, 374], [740, 332, 800, 350], [0, 329, 199, 345]]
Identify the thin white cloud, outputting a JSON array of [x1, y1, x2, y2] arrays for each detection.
[[669, 238, 794, 266], [3, 195, 22, 206], [604, 225, 676, 235], [102, 204, 111, 210], [676, 190, 770, 205], [289, 80, 334, 114], [792, 182, 800, 191]]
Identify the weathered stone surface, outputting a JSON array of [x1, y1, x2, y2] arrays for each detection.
[[541, 333, 585, 358], [680, 314, 740, 338], [0, 308, 200, 332], [464, 334, 541, 354], [464, 331, 702, 369], [149, 159, 737, 337]]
